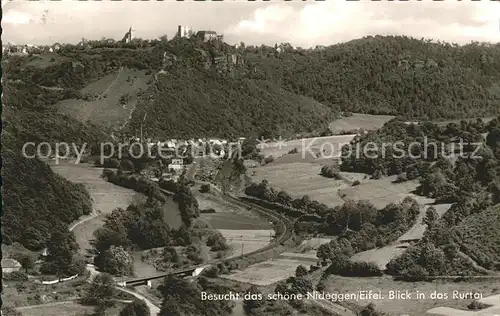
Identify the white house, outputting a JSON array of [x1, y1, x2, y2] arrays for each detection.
[[168, 158, 183, 172]]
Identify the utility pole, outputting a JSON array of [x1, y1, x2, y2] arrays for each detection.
[[241, 243, 244, 256], [140, 112, 147, 143]]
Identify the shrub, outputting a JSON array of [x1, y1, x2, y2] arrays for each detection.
[[468, 300, 489, 310], [200, 184, 211, 193], [320, 165, 342, 179], [200, 208, 216, 214]]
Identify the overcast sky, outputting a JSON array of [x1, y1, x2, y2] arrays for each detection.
[[3, 1, 499, 47]]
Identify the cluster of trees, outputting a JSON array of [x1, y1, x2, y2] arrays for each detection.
[[340, 117, 487, 178], [103, 170, 201, 227], [81, 272, 150, 316], [273, 276, 314, 310], [40, 227, 85, 277], [92, 203, 183, 275], [2, 150, 93, 250], [385, 242, 478, 280], [320, 164, 342, 179], [245, 179, 423, 277], [103, 169, 168, 203], [206, 231, 230, 253], [246, 180, 419, 236], [157, 275, 234, 316], [314, 198, 419, 277], [172, 183, 201, 226], [157, 179, 200, 226], [340, 117, 500, 205], [245, 36, 500, 119]]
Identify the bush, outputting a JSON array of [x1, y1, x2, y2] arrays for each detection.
[[201, 266, 219, 278], [206, 231, 230, 251], [295, 265, 308, 277], [263, 156, 275, 165], [320, 165, 342, 179], [3, 271, 28, 281], [200, 184, 211, 193], [119, 299, 151, 316], [468, 300, 489, 310], [352, 180, 361, 186], [327, 258, 383, 277], [200, 208, 216, 214], [394, 173, 408, 183], [103, 158, 120, 168]]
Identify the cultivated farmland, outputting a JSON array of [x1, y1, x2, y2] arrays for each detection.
[[220, 251, 319, 286], [56, 67, 152, 129], [329, 113, 395, 134], [196, 191, 273, 257], [340, 176, 421, 209], [248, 162, 365, 207]]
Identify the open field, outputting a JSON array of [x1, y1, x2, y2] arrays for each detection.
[[221, 230, 274, 258], [248, 162, 366, 207], [329, 114, 395, 134], [18, 302, 94, 316], [340, 176, 421, 209], [220, 251, 319, 286], [428, 294, 500, 316], [299, 237, 336, 251], [323, 275, 500, 316], [49, 162, 137, 254], [197, 193, 271, 230], [18, 301, 127, 316], [196, 192, 273, 258], [258, 134, 356, 160], [56, 67, 151, 129]]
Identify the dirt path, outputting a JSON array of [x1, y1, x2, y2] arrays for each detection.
[[351, 200, 452, 270], [68, 209, 99, 232], [49, 161, 136, 254], [116, 287, 160, 316]]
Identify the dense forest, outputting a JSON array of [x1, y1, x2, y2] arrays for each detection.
[[2, 150, 93, 250], [245, 36, 500, 119], [127, 62, 335, 140]]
